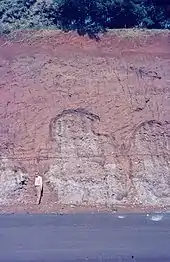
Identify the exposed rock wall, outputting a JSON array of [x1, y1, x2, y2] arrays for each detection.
[[46, 110, 170, 206], [0, 30, 169, 207], [0, 156, 28, 204]]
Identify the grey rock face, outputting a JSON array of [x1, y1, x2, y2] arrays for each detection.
[[46, 109, 131, 206], [45, 110, 170, 207], [131, 121, 170, 205], [0, 157, 28, 204]]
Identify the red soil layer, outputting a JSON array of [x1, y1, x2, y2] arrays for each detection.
[[0, 29, 169, 212]]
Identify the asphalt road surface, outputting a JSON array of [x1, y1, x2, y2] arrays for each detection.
[[0, 212, 170, 262]]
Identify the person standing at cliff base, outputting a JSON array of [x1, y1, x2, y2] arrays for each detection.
[[34, 172, 43, 205]]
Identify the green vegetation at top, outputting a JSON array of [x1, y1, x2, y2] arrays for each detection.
[[0, 0, 169, 37]]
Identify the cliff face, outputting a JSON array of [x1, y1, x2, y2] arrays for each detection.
[[0, 30, 170, 209]]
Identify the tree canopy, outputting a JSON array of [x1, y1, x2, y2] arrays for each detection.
[[0, 0, 169, 36]]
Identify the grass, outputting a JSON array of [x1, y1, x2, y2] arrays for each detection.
[[107, 28, 170, 38], [0, 27, 169, 45]]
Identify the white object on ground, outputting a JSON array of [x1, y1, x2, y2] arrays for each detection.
[[118, 215, 126, 219], [150, 214, 163, 221]]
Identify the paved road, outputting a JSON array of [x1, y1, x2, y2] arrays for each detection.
[[0, 212, 170, 262]]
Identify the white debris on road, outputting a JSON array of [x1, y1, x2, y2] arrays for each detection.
[[118, 215, 126, 219], [150, 214, 163, 221]]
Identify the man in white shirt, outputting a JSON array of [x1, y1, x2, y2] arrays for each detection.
[[34, 172, 43, 205]]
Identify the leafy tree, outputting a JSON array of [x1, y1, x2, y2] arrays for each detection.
[[0, 0, 169, 37]]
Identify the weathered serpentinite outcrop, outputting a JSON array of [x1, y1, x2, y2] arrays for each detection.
[[0, 156, 28, 204], [0, 30, 169, 208]]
